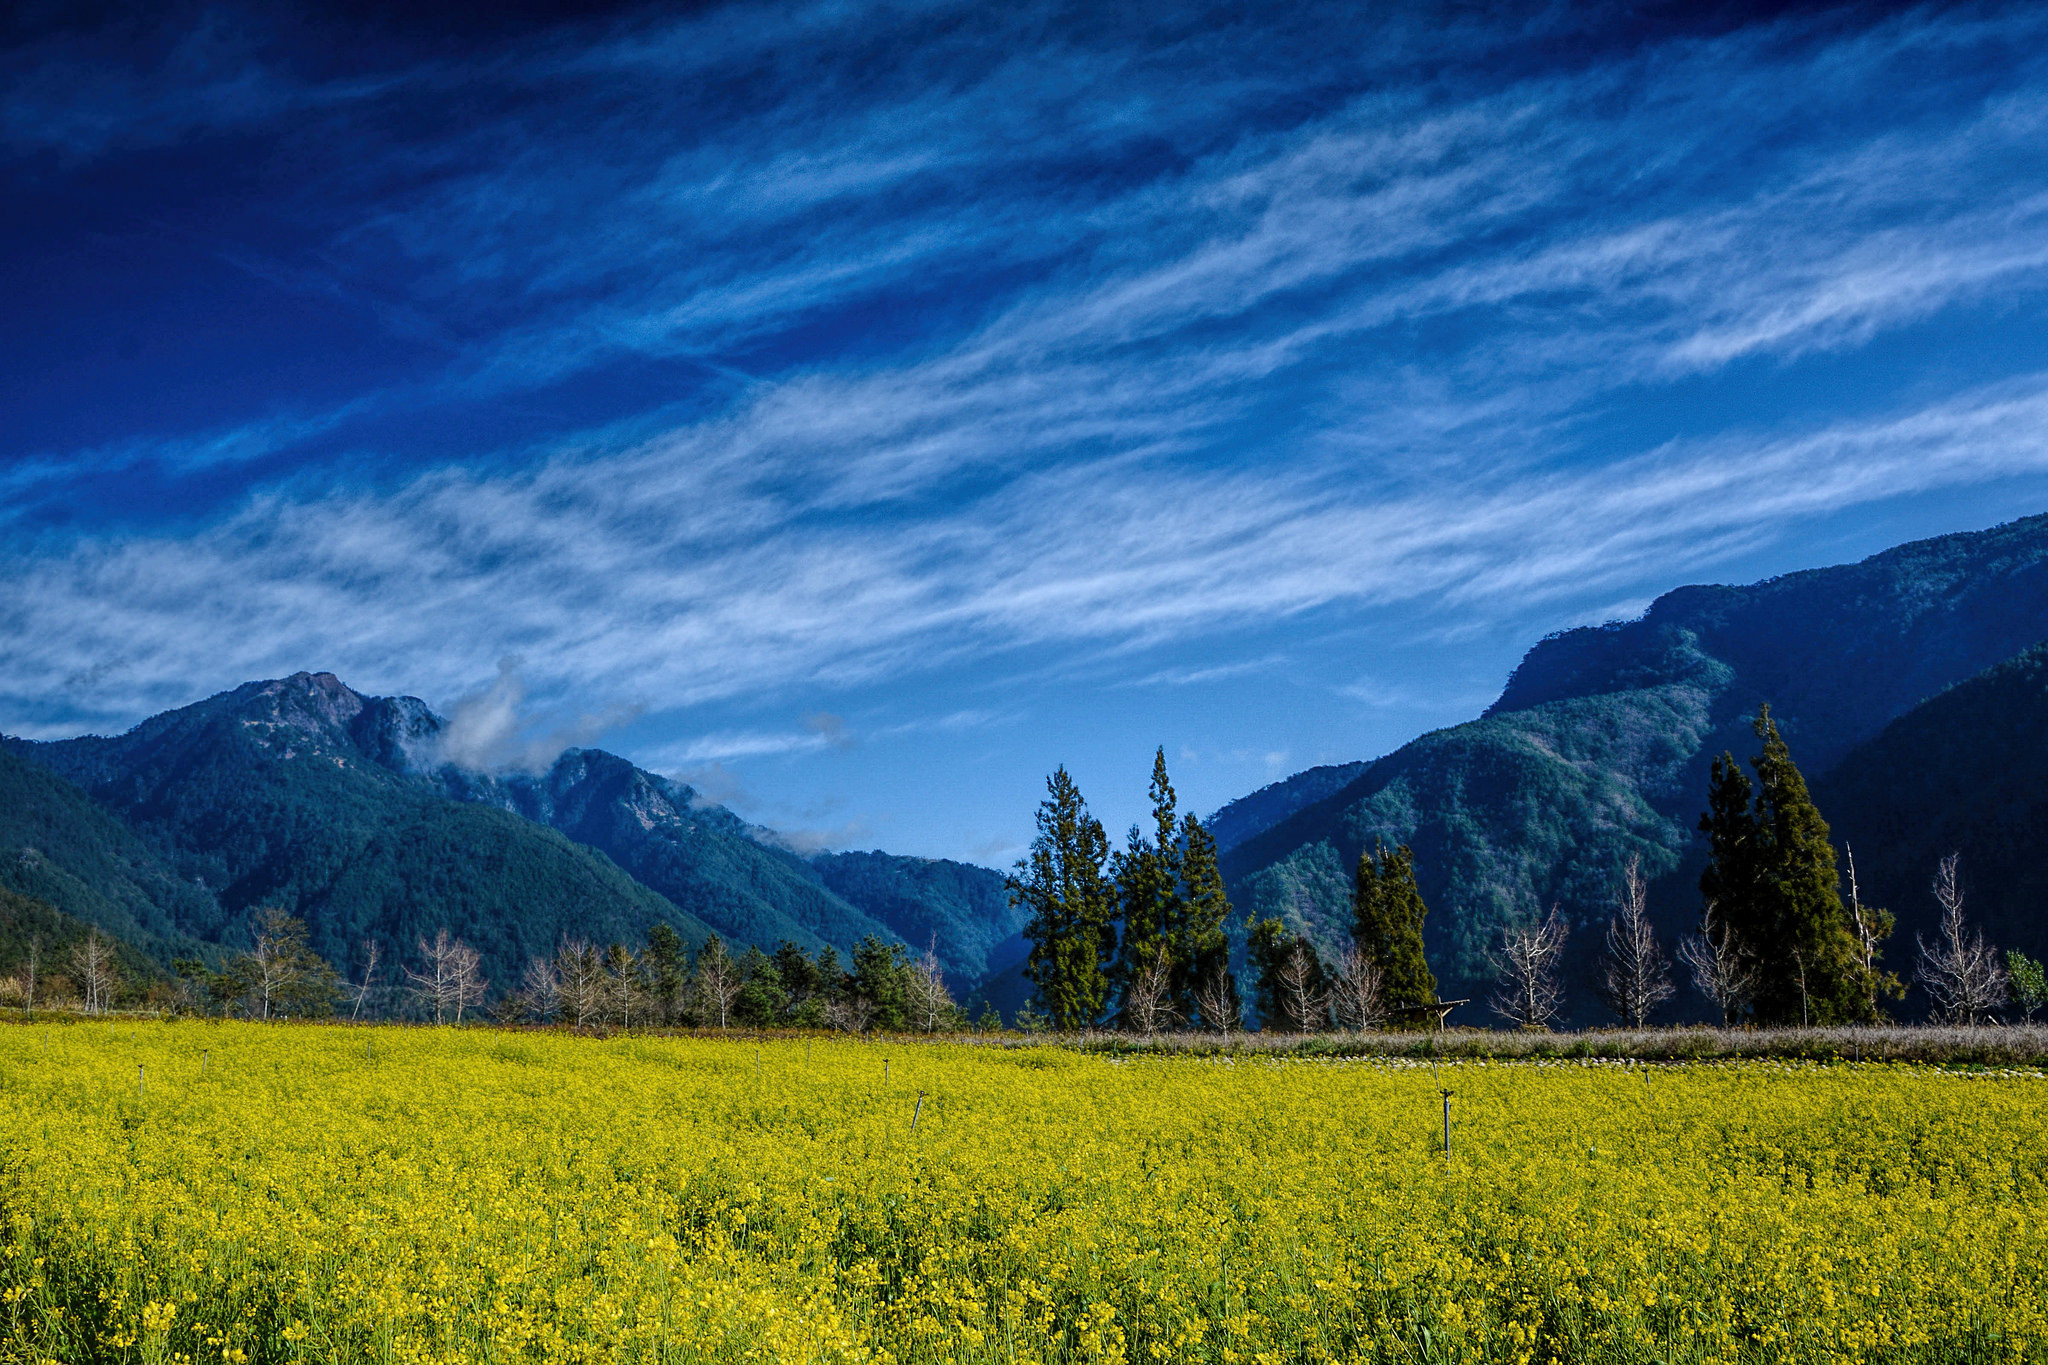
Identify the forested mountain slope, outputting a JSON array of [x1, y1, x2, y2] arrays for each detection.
[[1222, 514, 2048, 1008], [5, 674, 714, 987], [1817, 642, 2048, 974], [0, 743, 214, 963], [3, 672, 1018, 994]]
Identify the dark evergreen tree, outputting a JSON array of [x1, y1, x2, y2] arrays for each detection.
[[1172, 813, 1232, 1023], [1352, 844, 1436, 1027], [733, 946, 788, 1027], [1699, 706, 1878, 1024], [851, 934, 910, 1031], [1112, 749, 1185, 1023], [645, 922, 688, 1023], [1008, 767, 1116, 1030], [773, 940, 824, 1025]]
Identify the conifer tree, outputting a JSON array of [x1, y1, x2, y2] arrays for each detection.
[[1172, 813, 1233, 1024], [1352, 843, 1436, 1027], [1008, 766, 1116, 1031], [1112, 749, 1185, 1023], [1697, 706, 1880, 1024]]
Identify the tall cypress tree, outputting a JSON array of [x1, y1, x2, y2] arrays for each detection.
[[1112, 748, 1186, 1022], [1172, 812, 1232, 1023], [1697, 706, 1880, 1024], [1008, 767, 1115, 1031], [1353, 843, 1436, 1026]]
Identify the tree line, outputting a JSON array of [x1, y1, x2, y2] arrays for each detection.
[[146, 916, 979, 1032], [1013, 718, 2047, 1033], [1008, 749, 1441, 1033]]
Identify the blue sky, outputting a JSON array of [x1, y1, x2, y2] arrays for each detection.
[[6, 0, 2048, 864]]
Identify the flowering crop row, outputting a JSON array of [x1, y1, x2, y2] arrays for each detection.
[[0, 1022, 2043, 1363]]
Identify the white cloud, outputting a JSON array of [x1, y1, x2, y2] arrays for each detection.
[[7, 1, 2048, 742]]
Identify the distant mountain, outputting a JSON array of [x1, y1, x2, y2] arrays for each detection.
[[1222, 514, 2048, 1015], [5, 674, 713, 988], [811, 851, 1024, 986], [441, 752, 1023, 986], [1205, 762, 1371, 853], [1817, 641, 2048, 979], [2, 671, 1021, 997]]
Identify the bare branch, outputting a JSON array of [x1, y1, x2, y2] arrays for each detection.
[[1490, 906, 1568, 1030], [1193, 962, 1240, 1038], [1916, 854, 2006, 1025], [1121, 944, 1179, 1038], [1596, 856, 1673, 1027], [1329, 945, 1384, 1031], [1678, 899, 1756, 1026]]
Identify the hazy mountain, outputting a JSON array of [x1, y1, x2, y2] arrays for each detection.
[[1222, 513, 2048, 1012]]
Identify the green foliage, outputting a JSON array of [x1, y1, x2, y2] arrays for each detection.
[[1353, 844, 1435, 1026], [0, 885, 164, 1005], [2006, 952, 2046, 1023], [733, 946, 788, 1027], [1699, 707, 1879, 1025], [1172, 814, 1232, 1024], [1224, 515, 2048, 1016], [0, 744, 216, 963], [1009, 768, 1115, 1031], [1112, 750, 1184, 1025], [851, 934, 911, 1031], [1225, 686, 1702, 993]]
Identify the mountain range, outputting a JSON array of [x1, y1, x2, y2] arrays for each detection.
[[3, 513, 2045, 1023], [0, 673, 1021, 1003], [1215, 512, 2048, 1020]]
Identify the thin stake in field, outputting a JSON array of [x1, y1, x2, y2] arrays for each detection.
[[138, 1063, 145, 1098], [911, 1090, 926, 1132]]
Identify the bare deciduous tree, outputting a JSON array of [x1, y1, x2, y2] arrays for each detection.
[[519, 955, 562, 1023], [824, 992, 874, 1035], [1277, 940, 1328, 1032], [349, 939, 381, 1023], [1678, 899, 1756, 1026], [555, 939, 605, 1027], [1490, 906, 1569, 1030], [407, 929, 487, 1025], [1194, 962, 1240, 1037], [1596, 856, 1673, 1027], [692, 937, 743, 1030], [15, 937, 39, 1014], [1330, 945, 1385, 1031], [449, 940, 486, 1023], [907, 945, 956, 1034], [68, 927, 120, 1015], [602, 942, 644, 1028], [1121, 944, 1179, 1038], [1916, 854, 2007, 1025]]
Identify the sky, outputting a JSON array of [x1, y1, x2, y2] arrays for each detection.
[[6, 0, 2048, 866]]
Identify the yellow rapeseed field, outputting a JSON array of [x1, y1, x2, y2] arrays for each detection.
[[0, 1022, 2042, 1364]]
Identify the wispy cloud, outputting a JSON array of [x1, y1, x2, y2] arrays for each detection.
[[6, 0, 2048, 755]]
